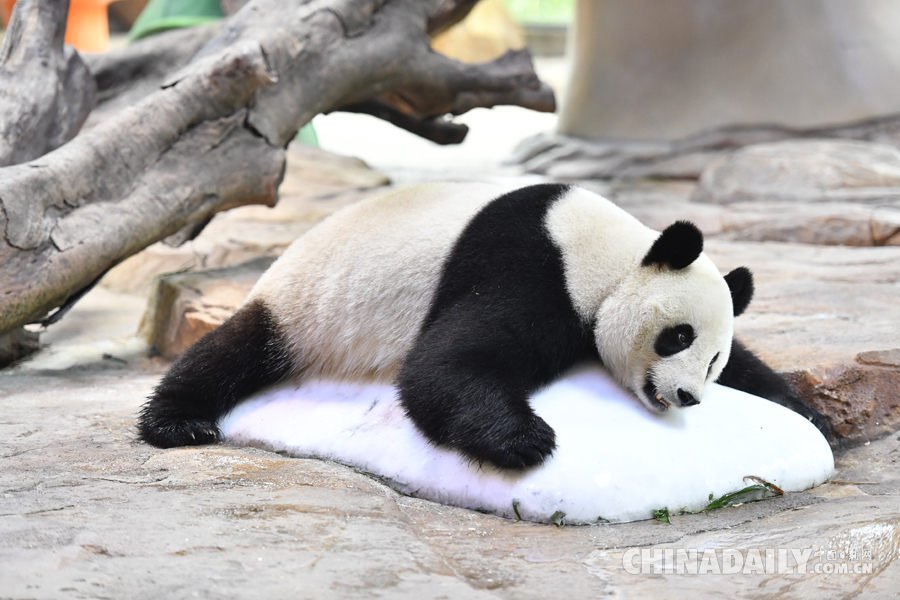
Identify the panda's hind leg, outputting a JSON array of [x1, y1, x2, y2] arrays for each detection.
[[137, 299, 291, 448], [397, 310, 557, 471]]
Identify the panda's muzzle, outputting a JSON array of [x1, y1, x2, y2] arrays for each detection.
[[642, 378, 670, 410], [643, 378, 699, 410]]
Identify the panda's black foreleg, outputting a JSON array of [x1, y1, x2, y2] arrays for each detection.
[[397, 314, 557, 471], [717, 338, 831, 439], [137, 299, 291, 448]]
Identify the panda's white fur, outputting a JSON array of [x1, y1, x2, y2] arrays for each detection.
[[545, 188, 733, 412], [248, 182, 513, 382], [249, 182, 733, 412]]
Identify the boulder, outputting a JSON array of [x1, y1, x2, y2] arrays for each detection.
[[716, 202, 900, 246], [705, 240, 900, 446], [693, 139, 900, 204], [139, 258, 273, 359], [614, 182, 900, 247]]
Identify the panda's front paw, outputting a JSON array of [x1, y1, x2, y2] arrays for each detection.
[[465, 415, 558, 471]]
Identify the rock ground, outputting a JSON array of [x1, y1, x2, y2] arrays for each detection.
[[3, 60, 900, 599]]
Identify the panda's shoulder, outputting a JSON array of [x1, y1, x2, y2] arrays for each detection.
[[427, 184, 578, 315], [459, 182, 573, 238]]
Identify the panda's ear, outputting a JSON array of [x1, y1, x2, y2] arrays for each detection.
[[641, 221, 703, 270], [724, 267, 754, 316]]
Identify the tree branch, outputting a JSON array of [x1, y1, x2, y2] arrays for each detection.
[[0, 0, 556, 338], [0, 0, 95, 166], [339, 100, 469, 145], [82, 23, 223, 129]]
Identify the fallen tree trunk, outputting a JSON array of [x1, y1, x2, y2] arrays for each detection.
[[82, 23, 223, 130], [0, 0, 95, 166], [0, 0, 555, 338]]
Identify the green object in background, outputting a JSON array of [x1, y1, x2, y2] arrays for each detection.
[[129, 0, 224, 43], [128, 0, 319, 146], [503, 0, 574, 24], [295, 122, 319, 146]]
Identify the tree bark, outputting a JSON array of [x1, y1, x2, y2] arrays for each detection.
[[82, 23, 223, 130], [0, 0, 96, 167], [0, 0, 555, 338]]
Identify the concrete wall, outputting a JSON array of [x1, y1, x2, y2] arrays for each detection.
[[559, 0, 900, 140]]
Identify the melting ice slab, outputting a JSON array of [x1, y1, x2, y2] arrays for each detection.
[[220, 365, 833, 524]]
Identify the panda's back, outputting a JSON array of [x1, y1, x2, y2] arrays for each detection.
[[249, 182, 513, 381]]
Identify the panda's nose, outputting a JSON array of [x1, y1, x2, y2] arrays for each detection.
[[677, 389, 699, 406]]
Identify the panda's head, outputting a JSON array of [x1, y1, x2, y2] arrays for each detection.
[[594, 221, 754, 413]]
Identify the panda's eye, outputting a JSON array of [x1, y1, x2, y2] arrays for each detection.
[[654, 324, 695, 357]]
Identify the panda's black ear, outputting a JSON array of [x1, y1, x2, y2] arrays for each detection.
[[641, 221, 703, 270], [724, 267, 754, 316]]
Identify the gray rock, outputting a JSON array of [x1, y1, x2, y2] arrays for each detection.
[[2, 230, 899, 596], [705, 240, 900, 446], [716, 202, 900, 246], [139, 258, 274, 360], [694, 139, 900, 204], [613, 181, 900, 247]]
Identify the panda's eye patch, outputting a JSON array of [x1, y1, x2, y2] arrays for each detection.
[[654, 324, 695, 357], [707, 352, 720, 378]]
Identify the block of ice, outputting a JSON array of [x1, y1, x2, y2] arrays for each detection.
[[219, 364, 833, 524]]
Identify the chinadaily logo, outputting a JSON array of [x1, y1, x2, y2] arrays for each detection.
[[622, 547, 874, 575]]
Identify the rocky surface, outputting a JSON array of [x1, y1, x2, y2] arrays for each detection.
[[513, 118, 900, 182], [0, 216, 896, 597], [517, 135, 900, 247], [704, 241, 900, 447], [583, 179, 900, 248], [693, 139, 900, 205], [139, 258, 274, 360]]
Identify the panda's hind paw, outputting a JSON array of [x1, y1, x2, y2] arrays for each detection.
[[137, 413, 221, 449]]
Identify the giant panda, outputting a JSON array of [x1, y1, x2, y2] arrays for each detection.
[[138, 182, 829, 469]]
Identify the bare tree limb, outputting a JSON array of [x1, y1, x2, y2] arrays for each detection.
[[374, 49, 556, 118], [82, 23, 223, 129], [0, 0, 556, 338], [339, 100, 469, 145], [427, 0, 480, 37], [0, 0, 95, 166]]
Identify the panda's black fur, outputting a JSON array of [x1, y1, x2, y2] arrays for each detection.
[[397, 184, 595, 469], [138, 183, 829, 468]]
